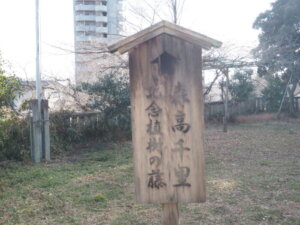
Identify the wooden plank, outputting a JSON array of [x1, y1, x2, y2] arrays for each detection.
[[109, 21, 164, 52], [164, 22, 222, 47], [117, 28, 166, 54], [163, 27, 212, 50], [117, 28, 212, 54], [109, 20, 222, 54], [162, 203, 179, 225], [129, 34, 206, 204]]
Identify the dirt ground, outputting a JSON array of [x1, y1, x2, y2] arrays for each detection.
[[0, 121, 299, 224]]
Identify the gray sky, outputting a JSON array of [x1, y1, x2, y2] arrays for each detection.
[[0, 0, 274, 81]]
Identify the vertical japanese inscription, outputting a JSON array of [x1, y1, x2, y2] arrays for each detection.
[[147, 137, 163, 155], [145, 81, 193, 189], [148, 170, 166, 189], [173, 166, 191, 187], [172, 111, 191, 133], [146, 86, 162, 99], [149, 156, 161, 168], [147, 119, 162, 135], [171, 82, 190, 106], [171, 82, 192, 188], [145, 96, 166, 189], [171, 139, 190, 160]]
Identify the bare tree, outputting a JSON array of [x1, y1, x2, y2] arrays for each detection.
[[203, 44, 256, 132], [203, 44, 255, 96], [125, 0, 188, 32], [166, 0, 187, 24]]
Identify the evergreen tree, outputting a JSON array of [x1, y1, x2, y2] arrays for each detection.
[[228, 70, 255, 103], [253, 0, 300, 114], [0, 54, 22, 116]]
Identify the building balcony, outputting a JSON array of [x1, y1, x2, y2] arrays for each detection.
[[95, 16, 107, 22], [76, 26, 96, 32], [75, 5, 95, 11], [75, 15, 107, 22], [75, 36, 88, 41], [95, 5, 107, 11], [96, 27, 108, 33], [74, 4, 107, 12], [75, 15, 96, 21], [75, 35, 99, 42]]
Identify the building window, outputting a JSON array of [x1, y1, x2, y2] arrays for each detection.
[[86, 21, 95, 25], [85, 11, 95, 15], [103, 12, 107, 16], [85, 1, 96, 5], [77, 22, 85, 26], [103, 23, 107, 27], [76, 31, 84, 36], [103, 34, 107, 38], [86, 31, 96, 37], [102, 1, 107, 6], [76, 12, 84, 16], [96, 12, 103, 16]]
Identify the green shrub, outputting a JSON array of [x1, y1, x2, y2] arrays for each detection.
[[0, 117, 30, 161], [48, 110, 131, 154], [228, 70, 255, 103], [261, 76, 288, 112], [0, 72, 132, 161], [78, 72, 131, 141], [207, 111, 224, 122]]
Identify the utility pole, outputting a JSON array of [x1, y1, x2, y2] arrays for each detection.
[[36, 0, 42, 107], [30, 0, 43, 163], [30, 0, 50, 162]]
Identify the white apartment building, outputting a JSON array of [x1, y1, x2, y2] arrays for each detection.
[[73, 0, 123, 84]]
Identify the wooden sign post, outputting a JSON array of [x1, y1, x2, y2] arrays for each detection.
[[109, 21, 222, 224]]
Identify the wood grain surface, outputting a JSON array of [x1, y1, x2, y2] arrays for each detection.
[[129, 34, 206, 204]]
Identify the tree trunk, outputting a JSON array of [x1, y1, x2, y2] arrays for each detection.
[[223, 69, 229, 133], [288, 83, 297, 117]]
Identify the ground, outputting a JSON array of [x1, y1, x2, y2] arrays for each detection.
[[0, 121, 299, 225]]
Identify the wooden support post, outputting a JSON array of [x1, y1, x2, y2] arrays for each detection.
[[223, 68, 229, 133], [108, 21, 220, 225], [30, 100, 42, 163], [162, 203, 179, 225], [42, 100, 50, 161]]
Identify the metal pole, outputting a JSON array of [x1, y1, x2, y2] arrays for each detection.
[[32, 0, 43, 163], [36, 0, 42, 108]]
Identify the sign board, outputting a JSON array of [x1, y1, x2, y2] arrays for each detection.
[[109, 21, 222, 204]]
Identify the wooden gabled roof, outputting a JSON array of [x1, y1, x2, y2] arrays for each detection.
[[108, 20, 222, 54]]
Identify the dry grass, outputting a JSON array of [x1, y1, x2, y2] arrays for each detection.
[[236, 112, 300, 123], [0, 121, 299, 224], [235, 113, 277, 123]]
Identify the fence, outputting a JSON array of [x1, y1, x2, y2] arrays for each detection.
[[295, 97, 300, 111], [69, 111, 102, 128], [48, 109, 131, 143], [47, 97, 300, 128], [204, 97, 300, 120]]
